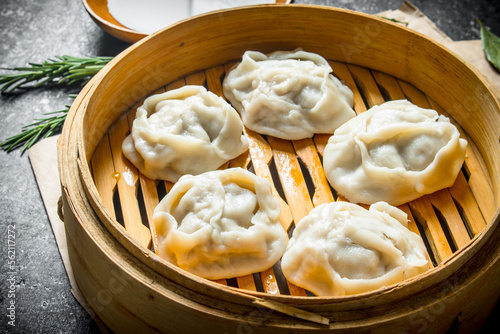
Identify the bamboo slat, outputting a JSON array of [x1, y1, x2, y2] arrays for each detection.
[[347, 64, 385, 107], [91, 134, 117, 220], [293, 138, 334, 207], [107, 114, 151, 249], [428, 98, 497, 222], [448, 172, 487, 236], [268, 136, 314, 224]]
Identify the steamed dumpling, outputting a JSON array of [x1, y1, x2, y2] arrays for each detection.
[[222, 50, 356, 140], [281, 201, 429, 296], [323, 100, 467, 206], [153, 168, 287, 280], [122, 85, 249, 182]]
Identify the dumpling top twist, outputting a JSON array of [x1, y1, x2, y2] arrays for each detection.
[[281, 201, 429, 296], [223, 49, 356, 140], [153, 168, 287, 280], [323, 99, 467, 205], [122, 85, 248, 182]]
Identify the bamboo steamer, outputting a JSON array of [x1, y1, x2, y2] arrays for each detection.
[[58, 5, 500, 333]]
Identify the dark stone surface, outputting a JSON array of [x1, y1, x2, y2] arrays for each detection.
[[0, 0, 498, 333]]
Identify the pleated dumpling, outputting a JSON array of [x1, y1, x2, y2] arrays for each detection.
[[281, 201, 429, 296], [222, 49, 356, 140], [153, 168, 287, 280], [323, 100, 467, 206], [122, 85, 248, 182]]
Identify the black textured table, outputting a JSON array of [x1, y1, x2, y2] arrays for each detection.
[[0, 1, 498, 333]]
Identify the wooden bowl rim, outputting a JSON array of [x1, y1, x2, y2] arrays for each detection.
[[82, 0, 292, 43]]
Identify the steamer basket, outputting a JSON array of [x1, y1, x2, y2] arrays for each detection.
[[58, 5, 500, 333]]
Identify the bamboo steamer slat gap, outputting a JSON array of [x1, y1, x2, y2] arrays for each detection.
[[59, 5, 500, 333]]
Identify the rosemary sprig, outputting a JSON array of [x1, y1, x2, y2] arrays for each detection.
[[0, 55, 112, 152], [379, 16, 409, 26], [0, 55, 112, 93], [0, 96, 76, 153]]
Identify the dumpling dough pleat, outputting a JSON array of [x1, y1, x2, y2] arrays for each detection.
[[223, 50, 356, 140], [323, 100, 467, 205], [122, 85, 249, 182], [153, 168, 287, 280], [281, 201, 429, 296]]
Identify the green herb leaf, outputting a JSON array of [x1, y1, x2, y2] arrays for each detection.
[[0, 55, 112, 93], [478, 19, 500, 72], [378, 16, 409, 26], [0, 95, 76, 153], [0, 55, 113, 153]]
